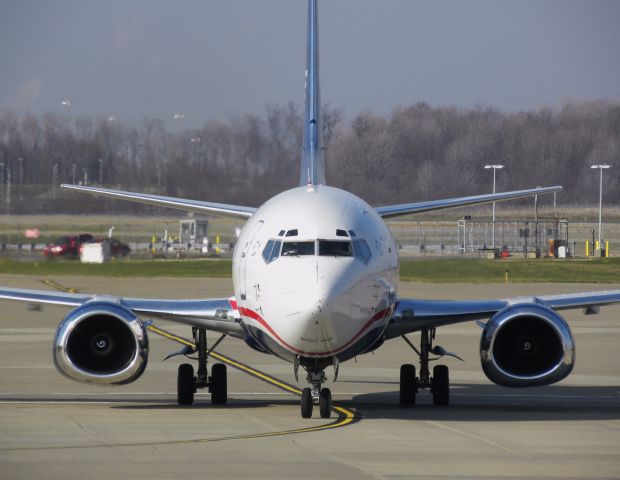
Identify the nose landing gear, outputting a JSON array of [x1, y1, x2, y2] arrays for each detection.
[[400, 328, 461, 406], [299, 360, 333, 419]]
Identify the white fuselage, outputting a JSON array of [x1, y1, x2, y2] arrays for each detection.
[[232, 185, 399, 363]]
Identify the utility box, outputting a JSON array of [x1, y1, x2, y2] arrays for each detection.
[[179, 215, 209, 247], [81, 241, 111, 263]]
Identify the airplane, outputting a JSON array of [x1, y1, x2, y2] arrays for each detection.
[[2, 0, 619, 419]]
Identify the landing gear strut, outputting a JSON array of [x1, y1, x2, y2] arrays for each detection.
[[177, 328, 228, 406], [299, 359, 332, 419], [400, 328, 457, 406]]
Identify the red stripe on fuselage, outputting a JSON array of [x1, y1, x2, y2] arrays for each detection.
[[238, 306, 390, 356]]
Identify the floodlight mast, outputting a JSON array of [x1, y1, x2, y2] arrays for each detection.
[[591, 164, 611, 250], [484, 164, 504, 248]]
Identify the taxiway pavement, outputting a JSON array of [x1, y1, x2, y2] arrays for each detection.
[[1, 275, 619, 479]]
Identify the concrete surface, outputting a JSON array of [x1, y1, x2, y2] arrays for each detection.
[[0, 275, 619, 479]]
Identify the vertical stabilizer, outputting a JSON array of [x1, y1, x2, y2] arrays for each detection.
[[299, 0, 326, 186]]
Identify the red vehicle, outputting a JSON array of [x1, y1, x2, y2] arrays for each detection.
[[43, 234, 94, 258]]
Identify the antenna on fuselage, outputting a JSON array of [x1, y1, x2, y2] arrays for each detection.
[[299, 0, 326, 187]]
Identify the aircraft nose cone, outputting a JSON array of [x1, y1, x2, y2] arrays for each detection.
[[284, 284, 353, 355]]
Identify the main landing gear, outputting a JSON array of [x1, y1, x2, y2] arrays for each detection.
[[298, 358, 334, 419], [399, 328, 462, 407], [176, 328, 228, 406]]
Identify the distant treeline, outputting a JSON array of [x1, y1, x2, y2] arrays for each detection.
[[0, 100, 618, 214]]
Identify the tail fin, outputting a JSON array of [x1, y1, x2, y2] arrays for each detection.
[[299, 0, 326, 186]]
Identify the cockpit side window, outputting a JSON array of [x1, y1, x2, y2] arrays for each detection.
[[352, 239, 372, 264], [281, 241, 315, 256], [262, 239, 282, 263], [318, 240, 353, 257]]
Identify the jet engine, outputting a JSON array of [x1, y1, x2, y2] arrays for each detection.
[[480, 303, 575, 387], [53, 301, 148, 384]]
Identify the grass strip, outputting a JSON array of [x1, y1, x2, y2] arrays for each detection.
[[399, 257, 620, 283], [0, 258, 233, 278], [0, 257, 618, 283]]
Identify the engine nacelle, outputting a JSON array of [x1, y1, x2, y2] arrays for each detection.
[[480, 303, 575, 387], [53, 301, 149, 385]]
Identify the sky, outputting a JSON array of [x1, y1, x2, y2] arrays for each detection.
[[1, 0, 619, 129]]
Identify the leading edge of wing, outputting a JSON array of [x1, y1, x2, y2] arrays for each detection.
[[0, 286, 243, 336], [0, 286, 89, 307], [60, 184, 256, 219], [375, 186, 562, 219], [385, 290, 620, 339], [385, 298, 508, 338]]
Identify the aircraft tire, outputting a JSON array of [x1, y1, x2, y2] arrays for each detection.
[[210, 363, 228, 405], [301, 388, 313, 418], [178, 363, 195, 405], [319, 388, 332, 418], [399, 364, 417, 405], [432, 364, 449, 406]]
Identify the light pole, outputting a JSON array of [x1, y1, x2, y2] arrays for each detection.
[[591, 164, 611, 249], [484, 164, 504, 248], [5, 167, 10, 208], [52, 163, 59, 200]]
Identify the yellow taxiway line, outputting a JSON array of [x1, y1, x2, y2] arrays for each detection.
[[37, 278, 361, 444]]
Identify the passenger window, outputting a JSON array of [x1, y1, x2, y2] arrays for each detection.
[[318, 240, 353, 257], [352, 239, 372, 264], [281, 241, 314, 256], [262, 239, 282, 263]]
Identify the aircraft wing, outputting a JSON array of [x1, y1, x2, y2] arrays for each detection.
[[375, 186, 561, 219], [60, 184, 256, 219], [0, 287, 243, 337], [384, 290, 620, 339]]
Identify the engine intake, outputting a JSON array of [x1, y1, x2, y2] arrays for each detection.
[[480, 303, 575, 387], [54, 301, 148, 384]]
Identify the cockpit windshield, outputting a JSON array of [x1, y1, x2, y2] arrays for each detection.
[[263, 235, 371, 263], [281, 241, 315, 256], [318, 240, 353, 257]]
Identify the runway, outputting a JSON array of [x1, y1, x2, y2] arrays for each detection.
[[1, 275, 619, 479]]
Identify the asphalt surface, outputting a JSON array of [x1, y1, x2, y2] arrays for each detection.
[[0, 275, 619, 479]]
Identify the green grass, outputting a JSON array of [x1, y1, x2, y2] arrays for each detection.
[[0, 257, 619, 283], [399, 257, 620, 283], [0, 258, 233, 278]]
